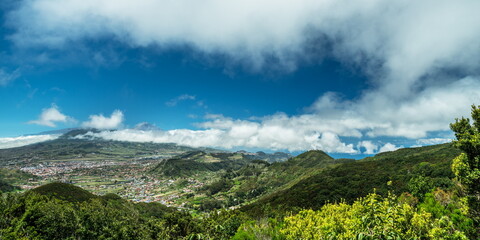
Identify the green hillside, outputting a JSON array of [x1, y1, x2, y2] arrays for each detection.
[[282, 149, 334, 168], [189, 150, 355, 210], [0, 132, 203, 166], [242, 143, 462, 216]]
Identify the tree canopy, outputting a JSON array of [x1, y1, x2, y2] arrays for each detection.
[[450, 104, 480, 228]]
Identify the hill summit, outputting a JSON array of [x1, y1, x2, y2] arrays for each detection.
[[31, 182, 97, 202]]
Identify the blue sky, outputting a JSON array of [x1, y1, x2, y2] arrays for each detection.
[[1, 0, 479, 156]]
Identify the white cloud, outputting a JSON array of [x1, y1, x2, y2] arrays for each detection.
[[0, 68, 21, 86], [357, 141, 378, 154], [28, 104, 74, 127], [165, 94, 196, 107], [8, 1, 480, 132], [7, 0, 480, 76], [82, 110, 124, 129], [308, 76, 480, 139], [78, 122, 357, 153], [0, 134, 60, 149], [7, 1, 480, 152], [378, 143, 401, 153], [75, 76, 480, 152]]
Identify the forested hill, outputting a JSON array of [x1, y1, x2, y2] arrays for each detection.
[[242, 143, 462, 216]]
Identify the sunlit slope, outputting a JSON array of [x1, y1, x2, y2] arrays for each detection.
[[242, 143, 462, 216]]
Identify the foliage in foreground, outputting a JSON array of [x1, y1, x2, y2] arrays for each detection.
[[450, 104, 480, 225], [235, 189, 473, 240], [280, 192, 469, 239], [0, 183, 249, 240]]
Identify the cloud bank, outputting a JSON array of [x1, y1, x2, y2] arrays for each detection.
[[79, 127, 357, 153], [0, 134, 60, 149], [7, 0, 480, 76], [82, 110, 124, 129], [78, 74, 477, 153], [28, 104, 74, 127], [7, 0, 480, 153]]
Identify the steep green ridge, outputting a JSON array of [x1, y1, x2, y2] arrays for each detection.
[[242, 143, 462, 216], [261, 150, 354, 190], [362, 143, 458, 162], [277, 149, 337, 168]]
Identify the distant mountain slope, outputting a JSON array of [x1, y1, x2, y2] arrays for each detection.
[[0, 130, 208, 166], [242, 143, 462, 216], [150, 151, 253, 177]]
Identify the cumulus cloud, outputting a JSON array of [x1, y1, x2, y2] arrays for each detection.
[[75, 75, 479, 152], [357, 141, 378, 154], [79, 126, 356, 153], [7, 0, 480, 76], [28, 104, 74, 127], [310, 76, 480, 139], [378, 143, 401, 153], [195, 76, 479, 146], [165, 94, 196, 107], [82, 110, 124, 129], [7, 1, 480, 124], [0, 134, 60, 149]]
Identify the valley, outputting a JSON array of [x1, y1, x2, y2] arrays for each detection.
[[0, 132, 293, 211]]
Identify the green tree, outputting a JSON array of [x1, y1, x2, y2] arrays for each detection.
[[450, 105, 480, 224]]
